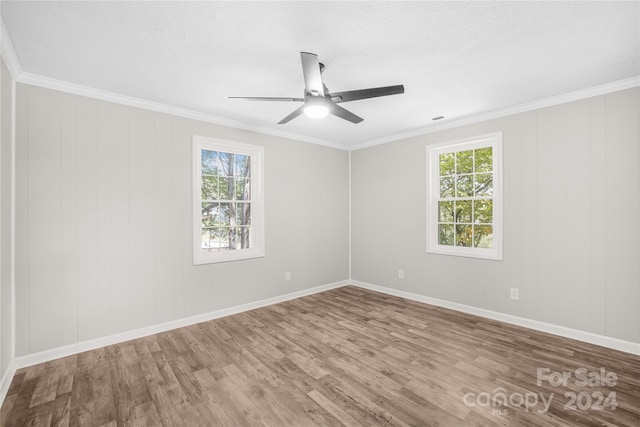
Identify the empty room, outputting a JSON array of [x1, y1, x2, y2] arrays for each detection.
[[0, 1, 639, 426]]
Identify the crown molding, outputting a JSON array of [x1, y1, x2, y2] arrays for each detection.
[[0, 18, 21, 79], [17, 72, 638, 152], [0, 20, 348, 151], [350, 75, 640, 151], [17, 72, 349, 150]]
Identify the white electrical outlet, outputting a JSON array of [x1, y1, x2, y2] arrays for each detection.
[[285, 272, 291, 282], [398, 269, 404, 279], [510, 288, 520, 300]]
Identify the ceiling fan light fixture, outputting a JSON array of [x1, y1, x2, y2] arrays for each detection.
[[304, 103, 329, 119], [231, 52, 404, 124]]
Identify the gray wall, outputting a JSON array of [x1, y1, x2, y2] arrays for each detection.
[[351, 88, 640, 344], [14, 83, 349, 356], [1, 59, 13, 377], [9, 81, 640, 358]]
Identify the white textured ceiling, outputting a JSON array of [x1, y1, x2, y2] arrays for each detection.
[[2, 1, 639, 148]]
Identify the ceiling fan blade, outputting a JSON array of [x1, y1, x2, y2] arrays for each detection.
[[330, 103, 363, 124], [329, 85, 405, 103], [229, 96, 304, 102], [278, 105, 306, 124], [300, 52, 325, 97]]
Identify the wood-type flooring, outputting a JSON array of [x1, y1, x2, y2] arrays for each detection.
[[2, 286, 639, 426]]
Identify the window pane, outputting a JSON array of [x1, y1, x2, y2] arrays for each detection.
[[202, 215, 216, 227], [475, 173, 493, 196], [455, 200, 472, 223], [439, 152, 455, 176], [217, 177, 234, 200], [245, 157, 251, 178], [201, 228, 220, 251], [455, 224, 473, 247], [474, 147, 493, 172], [202, 211, 215, 228], [456, 150, 473, 174], [474, 225, 493, 248], [218, 203, 232, 225], [202, 176, 218, 200], [218, 227, 230, 250], [456, 175, 473, 197], [224, 227, 238, 250], [228, 203, 239, 226], [440, 176, 454, 198], [222, 227, 250, 251], [234, 154, 251, 177], [202, 202, 220, 227], [201, 150, 218, 175], [439, 224, 454, 246], [473, 200, 493, 224], [235, 202, 251, 226], [216, 152, 230, 176], [229, 227, 251, 250], [231, 228, 239, 250], [235, 178, 251, 201], [438, 201, 454, 222], [238, 227, 251, 249]]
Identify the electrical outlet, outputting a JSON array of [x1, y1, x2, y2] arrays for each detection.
[[285, 272, 291, 282], [510, 288, 520, 300], [398, 269, 404, 279]]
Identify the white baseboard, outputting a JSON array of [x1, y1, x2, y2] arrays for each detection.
[[0, 280, 348, 405], [349, 281, 640, 356], [3, 278, 638, 407]]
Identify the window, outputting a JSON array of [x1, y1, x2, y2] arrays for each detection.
[[193, 136, 264, 264], [427, 132, 502, 260]]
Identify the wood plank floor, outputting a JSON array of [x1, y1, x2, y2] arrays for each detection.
[[2, 286, 639, 426]]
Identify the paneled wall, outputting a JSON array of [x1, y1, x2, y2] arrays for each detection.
[[14, 83, 349, 356], [9, 81, 640, 357], [351, 88, 640, 343], [1, 59, 13, 378]]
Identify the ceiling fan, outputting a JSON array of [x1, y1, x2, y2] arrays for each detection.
[[229, 52, 405, 124]]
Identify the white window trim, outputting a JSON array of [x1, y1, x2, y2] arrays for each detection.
[[193, 136, 265, 265], [426, 132, 503, 260]]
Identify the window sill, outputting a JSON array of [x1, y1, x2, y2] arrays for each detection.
[[427, 246, 502, 261], [193, 248, 265, 265]]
